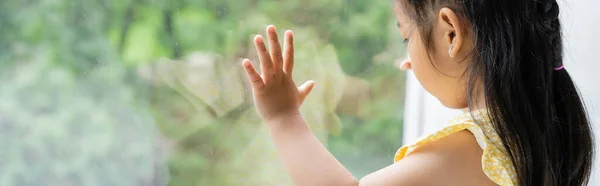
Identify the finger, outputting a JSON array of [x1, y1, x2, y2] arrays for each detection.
[[254, 35, 274, 82], [283, 30, 295, 76], [242, 59, 265, 89], [298, 80, 316, 104], [266, 25, 283, 71]]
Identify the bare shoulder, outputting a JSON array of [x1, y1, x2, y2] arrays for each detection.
[[359, 130, 496, 186]]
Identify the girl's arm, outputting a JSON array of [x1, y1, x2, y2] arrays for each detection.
[[265, 111, 474, 186], [241, 25, 357, 186], [266, 113, 358, 186]]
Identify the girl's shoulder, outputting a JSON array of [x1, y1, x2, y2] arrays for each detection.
[[394, 110, 518, 186], [361, 129, 494, 186]]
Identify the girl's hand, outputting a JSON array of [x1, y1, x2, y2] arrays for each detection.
[[242, 25, 316, 122]]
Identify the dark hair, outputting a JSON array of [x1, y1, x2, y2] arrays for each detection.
[[398, 0, 594, 185]]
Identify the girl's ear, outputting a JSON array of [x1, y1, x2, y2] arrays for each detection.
[[437, 8, 464, 58]]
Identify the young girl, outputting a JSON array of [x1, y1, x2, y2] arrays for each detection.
[[240, 0, 594, 185]]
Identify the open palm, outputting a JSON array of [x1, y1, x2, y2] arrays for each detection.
[[242, 25, 316, 121]]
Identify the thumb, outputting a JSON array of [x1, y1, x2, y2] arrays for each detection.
[[298, 80, 316, 104]]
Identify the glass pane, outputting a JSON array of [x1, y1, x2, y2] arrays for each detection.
[[0, 0, 408, 185]]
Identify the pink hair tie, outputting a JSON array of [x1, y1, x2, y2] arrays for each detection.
[[554, 65, 565, 71]]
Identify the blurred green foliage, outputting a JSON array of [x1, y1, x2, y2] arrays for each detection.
[[0, 0, 407, 185]]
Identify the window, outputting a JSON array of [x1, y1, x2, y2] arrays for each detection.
[[0, 0, 409, 185]]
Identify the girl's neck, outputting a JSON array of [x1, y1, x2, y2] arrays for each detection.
[[463, 95, 487, 113]]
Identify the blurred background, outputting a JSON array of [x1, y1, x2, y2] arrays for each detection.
[[0, 0, 408, 185]]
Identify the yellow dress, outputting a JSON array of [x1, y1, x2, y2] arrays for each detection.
[[394, 110, 518, 186]]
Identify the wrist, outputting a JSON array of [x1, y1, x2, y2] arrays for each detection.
[[265, 110, 307, 131], [266, 109, 302, 122]]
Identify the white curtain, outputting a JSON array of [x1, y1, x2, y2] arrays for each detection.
[[402, 0, 600, 184]]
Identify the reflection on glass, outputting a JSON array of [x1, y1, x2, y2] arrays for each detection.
[[0, 0, 407, 185]]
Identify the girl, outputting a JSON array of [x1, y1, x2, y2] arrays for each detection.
[[240, 0, 594, 185]]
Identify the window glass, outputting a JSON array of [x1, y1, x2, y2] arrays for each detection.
[[0, 0, 408, 185]]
